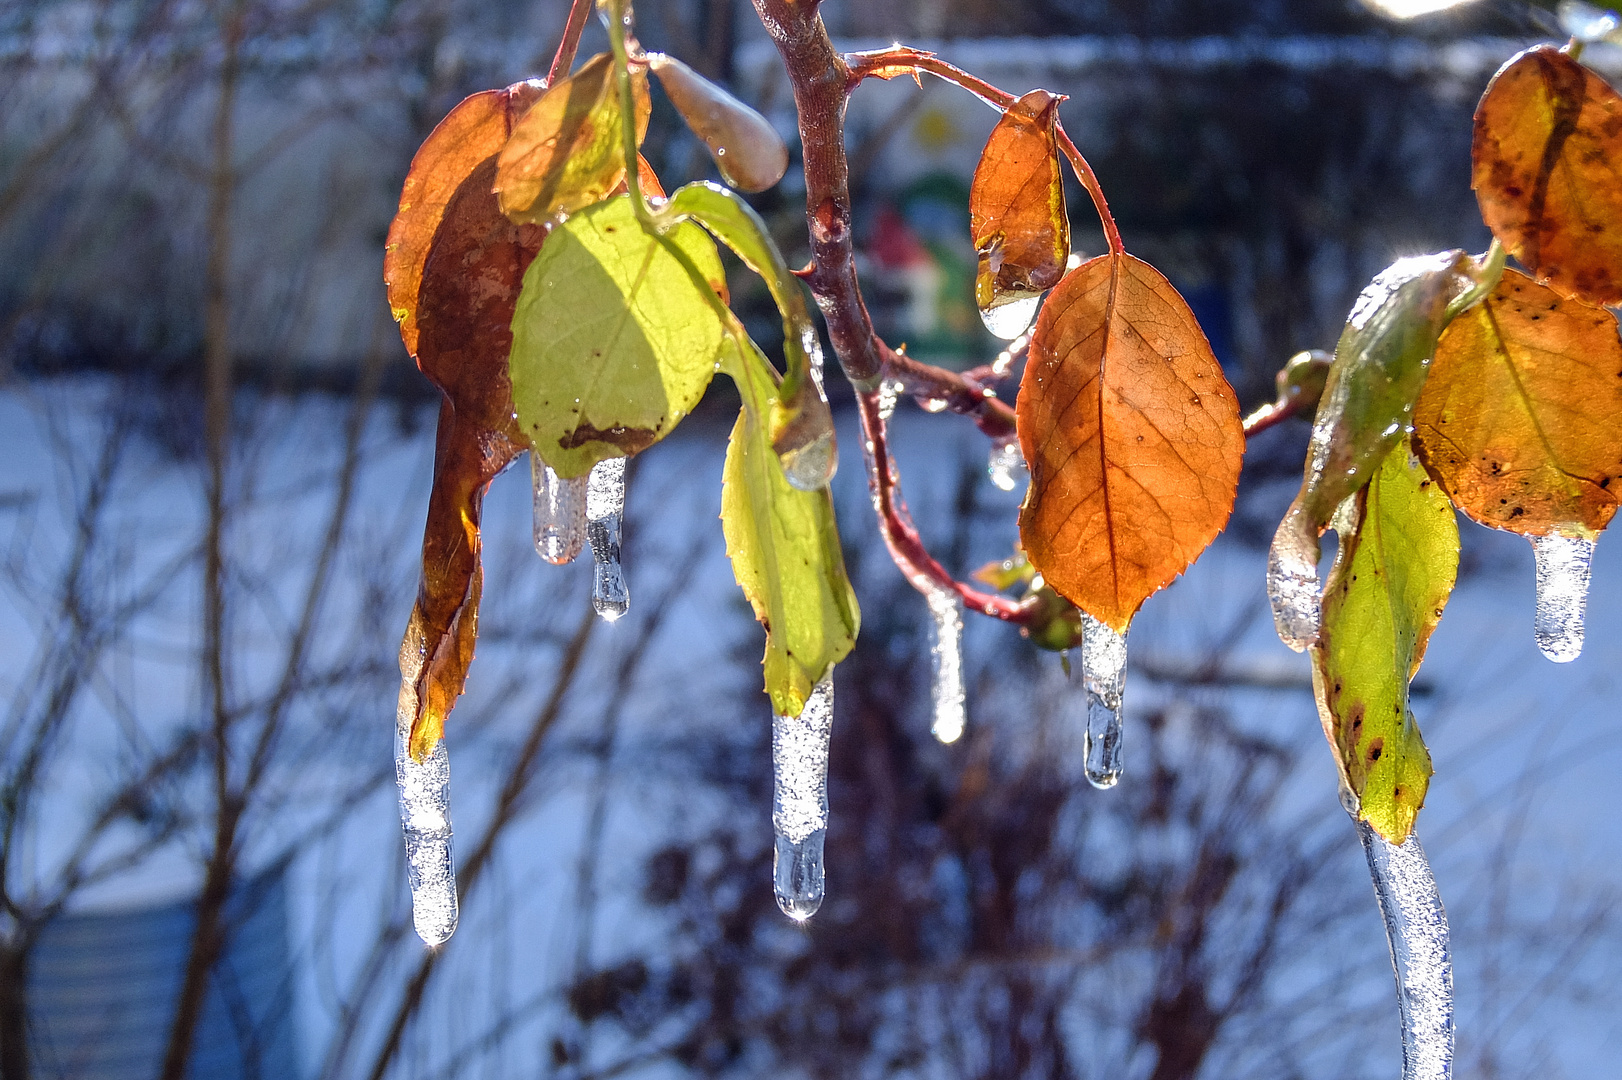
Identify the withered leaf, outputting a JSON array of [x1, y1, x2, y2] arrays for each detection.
[[494, 52, 652, 226], [970, 89, 1069, 316], [1018, 254, 1244, 633], [1474, 45, 1622, 305], [386, 86, 548, 759], [1413, 268, 1622, 536]]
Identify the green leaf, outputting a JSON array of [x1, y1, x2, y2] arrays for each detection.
[[509, 195, 728, 478], [1311, 442, 1458, 843], [720, 340, 859, 717]]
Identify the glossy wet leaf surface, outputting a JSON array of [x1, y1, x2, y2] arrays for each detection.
[[1018, 254, 1244, 633], [1414, 268, 1622, 537], [1314, 444, 1457, 843], [1474, 45, 1622, 306], [494, 52, 652, 226], [970, 89, 1069, 314], [510, 195, 729, 479], [720, 341, 859, 718], [385, 84, 548, 758]]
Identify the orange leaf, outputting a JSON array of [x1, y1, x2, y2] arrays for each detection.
[[1017, 254, 1244, 633], [1473, 45, 1622, 306], [1413, 268, 1622, 536], [970, 90, 1069, 319], [385, 85, 549, 758], [384, 81, 544, 358]]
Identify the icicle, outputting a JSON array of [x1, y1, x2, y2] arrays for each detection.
[[1079, 613, 1127, 789], [1268, 511, 1322, 652], [986, 436, 1026, 492], [925, 587, 966, 744], [396, 720, 458, 946], [531, 455, 587, 565], [877, 377, 904, 422], [772, 674, 834, 921], [978, 293, 1040, 341], [1530, 532, 1594, 663], [586, 457, 629, 622], [774, 325, 837, 492], [1358, 819, 1454, 1080]]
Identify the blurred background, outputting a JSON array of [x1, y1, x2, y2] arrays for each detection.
[[3, 0, 1622, 1077]]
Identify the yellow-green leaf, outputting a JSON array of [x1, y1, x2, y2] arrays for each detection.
[[1312, 443, 1458, 843], [720, 341, 859, 717], [509, 195, 728, 478]]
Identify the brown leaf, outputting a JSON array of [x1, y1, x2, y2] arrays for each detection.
[[385, 85, 550, 758], [1017, 254, 1244, 633], [1413, 268, 1622, 536], [1473, 45, 1622, 306], [970, 89, 1069, 314], [384, 81, 545, 357], [494, 52, 652, 226]]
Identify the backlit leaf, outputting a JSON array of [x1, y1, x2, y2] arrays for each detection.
[[1313, 443, 1457, 843], [391, 119, 548, 758], [510, 195, 729, 479], [1017, 254, 1244, 633], [970, 90, 1069, 317], [1473, 45, 1622, 306], [494, 52, 652, 226], [1414, 268, 1622, 536], [385, 81, 545, 357], [720, 341, 859, 717]]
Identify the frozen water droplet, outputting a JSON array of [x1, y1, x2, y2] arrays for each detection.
[[1531, 532, 1594, 663], [1268, 512, 1321, 652], [986, 436, 1026, 492], [587, 458, 629, 621], [1078, 614, 1127, 789], [531, 455, 587, 565], [919, 396, 948, 414], [925, 588, 966, 744], [647, 54, 789, 193], [396, 723, 458, 946], [1560, 0, 1621, 42], [772, 673, 834, 920], [877, 377, 904, 422], [979, 294, 1040, 340], [774, 331, 837, 490], [1358, 820, 1453, 1080]]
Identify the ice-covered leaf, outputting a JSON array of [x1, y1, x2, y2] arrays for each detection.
[[1018, 254, 1244, 633], [385, 80, 545, 358], [1313, 443, 1457, 843], [387, 85, 548, 759], [721, 342, 859, 718], [509, 195, 729, 479], [970, 90, 1069, 333], [648, 54, 788, 193], [494, 52, 652, 226], [1473, 45, 1622, 306], [1414, 268, 1622, 536]]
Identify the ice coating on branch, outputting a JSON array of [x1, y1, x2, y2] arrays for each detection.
[[531, 455, 588, 565], [1358, 819, 1454, 1080], [1080, 614, 1127, 790], [1268, 511, 1322, 652], [925, 588, 966, 744], [587, 457, 629, 621], [987, 436, 1026, 492], [978, 294, 1040, 340], [1531, 533, 1594, 663], [772, 674, 834, 920], [396, 722, 458, 946], [877, 377, 904, 422]]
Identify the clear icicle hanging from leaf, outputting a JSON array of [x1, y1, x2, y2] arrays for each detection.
[[771, 327, 837, 492], [1079, 613, 1127, 790], [532, 455, 588, 564], [1358, 820, 1454, 1080], [1530, 533, 1594, 663], [396, 720, 458, 946], [925, 587, 966, 745], [647, 53, 789, 194], [587, 457, 629, 621], [772, 673, 834, 921]]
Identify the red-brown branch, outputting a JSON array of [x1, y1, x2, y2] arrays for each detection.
[[546, 0, 593, 87]]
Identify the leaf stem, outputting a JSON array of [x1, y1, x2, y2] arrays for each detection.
[[546, 0, 594, 87], [1445, 239, 1507, 322]]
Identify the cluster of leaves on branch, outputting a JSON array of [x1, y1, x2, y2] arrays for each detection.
[[1273, 41, 1622, 842]]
